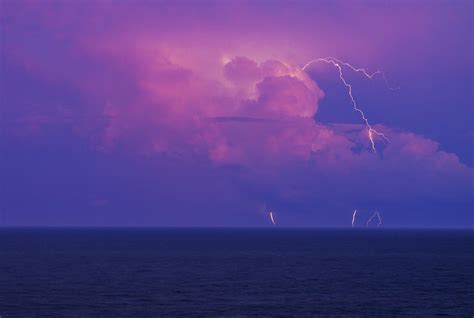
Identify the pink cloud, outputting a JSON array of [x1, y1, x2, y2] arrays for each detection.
[[2, 1, 472, 212]]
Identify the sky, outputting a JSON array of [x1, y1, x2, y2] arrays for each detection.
[[0, 0, 472, 228]]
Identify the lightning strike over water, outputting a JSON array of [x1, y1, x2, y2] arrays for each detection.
[[366, 211, 383, 228], [302, 57, 393, 152], [352, 209, 358, 228], [269, 212, 276, 226]]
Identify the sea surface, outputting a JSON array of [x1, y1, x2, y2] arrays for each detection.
[[0, 228, 473, 317]]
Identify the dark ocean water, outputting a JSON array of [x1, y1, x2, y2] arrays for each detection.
[[0, 229, 473, 317]]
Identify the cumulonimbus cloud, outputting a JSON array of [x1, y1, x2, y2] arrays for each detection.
[[2, 1, 472, 218]]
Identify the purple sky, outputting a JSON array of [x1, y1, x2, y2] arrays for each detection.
[[1, 0, 472, 227]]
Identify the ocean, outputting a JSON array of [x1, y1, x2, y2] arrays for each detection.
[[0, 228, 472, 317]]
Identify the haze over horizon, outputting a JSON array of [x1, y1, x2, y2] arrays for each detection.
[[1, 0, 472, 228]]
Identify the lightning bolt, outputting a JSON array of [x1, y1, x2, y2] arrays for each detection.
[[269, 212, 276, 226], [302, 57, 393, 152], [366, 211, 383, 228], [377, 212, 383, 227], [352, 209, 358, 228]]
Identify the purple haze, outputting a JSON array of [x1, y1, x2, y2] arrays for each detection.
[[0, 0, 472, 227]]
